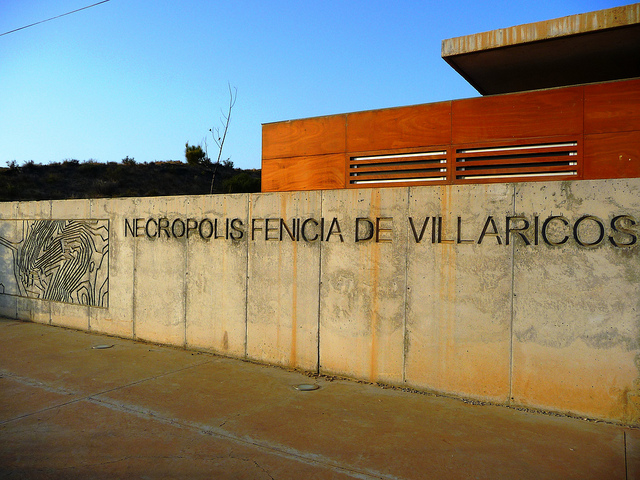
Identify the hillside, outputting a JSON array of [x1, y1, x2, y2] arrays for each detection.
[[0, 159, 261, 202]]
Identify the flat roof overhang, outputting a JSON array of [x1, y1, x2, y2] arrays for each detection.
[[442, 4, 640, 95]]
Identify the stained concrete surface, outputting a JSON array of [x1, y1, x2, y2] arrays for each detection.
[[2, 179, 639, 424], [405, 184, 513, 403], [247, 191, 321, 371], [319, 188, 407, 384], [0, 319, 638, 479]]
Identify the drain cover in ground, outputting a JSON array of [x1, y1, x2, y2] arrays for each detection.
[[294, 384, 319, 391]]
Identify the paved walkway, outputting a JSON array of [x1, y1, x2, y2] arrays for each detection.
[[0, 318, 638, 479]]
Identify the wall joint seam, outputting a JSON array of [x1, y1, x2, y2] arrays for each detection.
[[132, 202, 138, 340], [508, 185, 516, 405], [316, 191, 324, 375], [244, 194, 251, 359], [183, 199, 189, 348], [402, 186, 411, 384]]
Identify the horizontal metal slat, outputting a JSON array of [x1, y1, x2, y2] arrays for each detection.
[[351, 163, 447, 175], [455, 142, 577, 157], [351, 170, 448, 181], [351, 150, 447, 162], [456, 165, 578, 176], [350, 176, 447, 185], [456, 165, 578, 179], [456, 152, 577, 164], [455, 155, 578, 169], [456, 172, 579, 183]]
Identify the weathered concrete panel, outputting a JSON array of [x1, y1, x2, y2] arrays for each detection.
[[512, 180, 640, 423], [1, 178, 639, 425], [49, 199, 91, 330], [1, 199, 108, 328], [185, 194, 248, 357], [14, 201, 51, 325], [50, 198, 88, 219], [0, 296, 16, 319], [0, 285, 17, 319], [132, 196, 187, 346], [50, 302, 89, 331], [0, 204, 18, 319], [15, 200, 51, 219], [319, 188, 407, 384], [89, 198, 133, 338], [16, 297, 50, 325], [247, 191, 321, 371], [405, 184, 513, 402]]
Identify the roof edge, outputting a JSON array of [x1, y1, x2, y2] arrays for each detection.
[[442, 3, 640, 57]]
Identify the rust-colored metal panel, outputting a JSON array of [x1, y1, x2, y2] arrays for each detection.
[[261, 81, 640, 190], [346, 102, 451, 153], [452, 87, 583, 144], [261, 154, 346, 192], [262, 115, 346, 160], [584, 78, 640, 134], [584, 131, 640, 179]]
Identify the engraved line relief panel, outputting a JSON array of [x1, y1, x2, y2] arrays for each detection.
[[0, 219, 109, 307]]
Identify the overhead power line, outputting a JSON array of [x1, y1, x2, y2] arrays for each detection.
[[0, 0, 110, 37]]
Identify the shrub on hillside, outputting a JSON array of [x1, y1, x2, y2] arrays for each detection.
[[222, 172, 261, 193]]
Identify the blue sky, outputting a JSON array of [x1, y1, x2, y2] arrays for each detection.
[[0, 1, 624, 170]]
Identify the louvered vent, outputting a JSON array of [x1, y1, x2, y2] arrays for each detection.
[[455, 141, 579, 182], [349, 150, 448, 186]]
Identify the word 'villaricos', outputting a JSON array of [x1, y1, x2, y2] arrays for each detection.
[[124, 214, 638, 248]]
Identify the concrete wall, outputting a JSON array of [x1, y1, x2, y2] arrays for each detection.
[[1, 179, 639, 425]]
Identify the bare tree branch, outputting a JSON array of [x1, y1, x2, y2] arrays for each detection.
[[210, 83, 237, 194]]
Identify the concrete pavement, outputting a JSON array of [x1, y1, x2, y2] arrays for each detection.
[[0, 318, 638, 479]]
